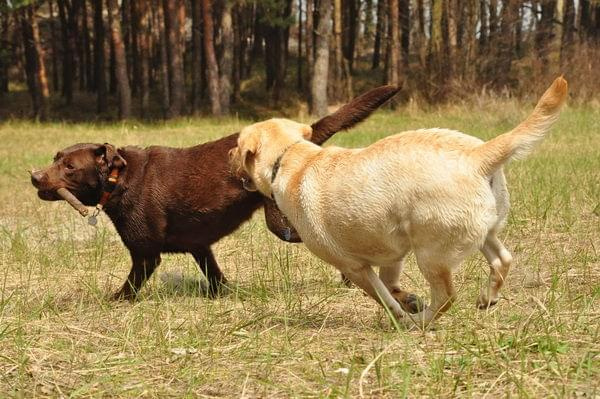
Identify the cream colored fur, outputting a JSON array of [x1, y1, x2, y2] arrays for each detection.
[[230, 77, 568, 329]]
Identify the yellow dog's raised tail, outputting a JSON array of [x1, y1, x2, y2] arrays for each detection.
[[472, 76, 568, 176]]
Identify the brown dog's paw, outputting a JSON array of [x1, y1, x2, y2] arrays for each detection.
[[391, 288, 426, 314], [111, 290, 136, 302], [204, 281, 230, 298]]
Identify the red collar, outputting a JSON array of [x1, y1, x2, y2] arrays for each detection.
[[88, 168, 120, 226], [97, 168, 120, 209]]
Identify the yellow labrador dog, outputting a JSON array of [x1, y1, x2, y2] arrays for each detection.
[[230, 77, 567, 328]]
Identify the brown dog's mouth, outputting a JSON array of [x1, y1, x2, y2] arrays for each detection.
[[37, 190, 60, 201]]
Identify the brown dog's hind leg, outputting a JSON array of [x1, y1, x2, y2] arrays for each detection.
[[192, 247, 228, 297], [113, 253, 162, 300]]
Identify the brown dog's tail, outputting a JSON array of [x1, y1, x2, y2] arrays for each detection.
[[310, 85, 401, 145], [471, 76, 568, 176]]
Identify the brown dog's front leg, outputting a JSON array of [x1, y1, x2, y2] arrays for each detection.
[[192, 247, 228, 297], [113, 253, 162, 300]]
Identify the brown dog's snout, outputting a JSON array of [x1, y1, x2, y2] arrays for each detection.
[[30, 169, 46, 187]]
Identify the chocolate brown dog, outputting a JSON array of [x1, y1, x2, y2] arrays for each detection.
[[30, 86, 400, 300]]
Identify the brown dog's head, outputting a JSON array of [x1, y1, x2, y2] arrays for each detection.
[[230, 118, 312, 197], [31, 143, 126, 206]]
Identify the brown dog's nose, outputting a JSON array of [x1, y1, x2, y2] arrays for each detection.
[[30, 170, 45, 187]]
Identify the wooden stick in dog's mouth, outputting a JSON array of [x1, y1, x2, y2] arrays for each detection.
[[56, 188, 89, 217]]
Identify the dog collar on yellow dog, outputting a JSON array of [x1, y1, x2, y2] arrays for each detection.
[[88, 168, 120, 226], [271, 140, 302, 185]]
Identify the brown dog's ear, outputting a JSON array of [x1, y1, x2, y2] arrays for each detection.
[[94, 143, 127, 170]]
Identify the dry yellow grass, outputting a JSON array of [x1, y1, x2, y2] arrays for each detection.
[[0, 102, 599, 397]]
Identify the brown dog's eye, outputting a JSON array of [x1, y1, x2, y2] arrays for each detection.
[[66, 163, 75, 170]]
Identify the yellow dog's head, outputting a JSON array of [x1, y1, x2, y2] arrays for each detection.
[[229, 118, 312, 196]]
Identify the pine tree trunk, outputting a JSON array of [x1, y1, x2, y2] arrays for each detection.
[[400, 0, 410, 69], [310, 0, 331, 117], [464, 0, 478, 76], [107, 0, 132, 119], [594, 5, 600, 43], [49, 0, 60, 92], [305, 0, 314, 93], [535, 0, 556, 76], [31, 6, 50, 102], [219, 2, 233, 115], [333, 0, 344, 98], [21, 6, 49, 119], [494, 0, 518, 88], [372, 0, 385, 69], [156, 0, 170, 115], [560, 0, 575, 67], [296, 0, 302, 90], [93, 0, 107, 113], [82, 1, 93, 91], [441, 0, 454, 83], [478, 0, 488, 52], [488, 0, 498, 47], [415, 0, 426, 67], [262, 1, 291, 103], [342, 0, 358, 72], [163, 0, 185, 117], [363, 0, 374, 60], [177, 0, 186, 93], [109, 31, 116, 93], [138, 0, 151, 116], [121, 0, 131, 90], [515, 2, 523, 58], [0, 1, 9, 94], [579, 0, 591, 42], [427, 0, 444, 98], [57, 0, 76, 104], [232, 5, 244, 100], [201, 0, 221, 115], [250, 4, 263, 66], [76, 2, 85, 90], [191, 0, 203, 113], [130, 0, 140, 96], [388, 0, 401, 86]]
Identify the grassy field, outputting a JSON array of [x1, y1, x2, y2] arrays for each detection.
[[0, 101, 599, 397]]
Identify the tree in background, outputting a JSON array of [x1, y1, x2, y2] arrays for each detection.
[[310, 0, 331, 116], [20, 3, 49, 119], [2, 0, 600, 120], [163, 0, 185, 117], [201, 0, 221, 116], [219, 1, 234, 114], [107, 0, 131, 119], [190, 0, 203, 114], [93, 0, 107, 113], [261, 0, 293, 103]]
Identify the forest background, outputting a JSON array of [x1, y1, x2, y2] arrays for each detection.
[[1, 0, 599, 121]]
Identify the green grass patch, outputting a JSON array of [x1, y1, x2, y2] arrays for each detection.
[[0, 102, 599, 396]]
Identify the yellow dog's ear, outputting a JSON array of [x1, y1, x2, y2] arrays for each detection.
[[241, 133, 260, 173], [236, 132, 260, 192]]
